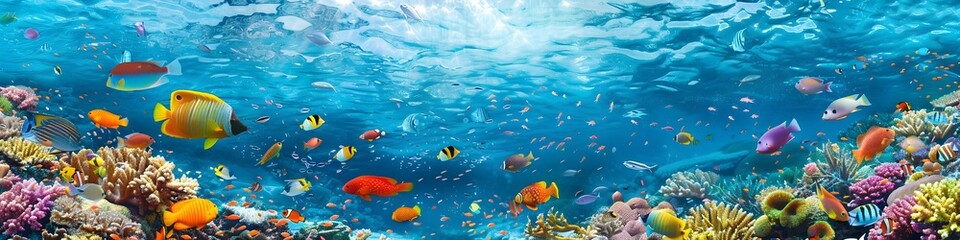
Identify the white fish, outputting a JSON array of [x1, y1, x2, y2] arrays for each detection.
[[400, 113, 420, 133], [400, 5, 423, 22], [623, 161, 657, 172], [739, 75, 760, 86], [120, 50, 131, 63], [563, 170, 580, 177], [311, 81, 336, 91], [731, 29, 747, 52], [281, 179, 309, 197], [822, 94, 871, 120], [656, 85, 678, 92]]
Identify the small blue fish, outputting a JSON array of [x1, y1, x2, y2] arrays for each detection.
[[575, 194, 599, 205], [917, 47, 930, 56], [926, 111, 949, 125], [848, 204, 882, 226]]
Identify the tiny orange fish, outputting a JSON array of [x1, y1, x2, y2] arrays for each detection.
[[225, 214, 240, 221]]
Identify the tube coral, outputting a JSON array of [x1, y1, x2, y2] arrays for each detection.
[[685, 201, 755, 240]]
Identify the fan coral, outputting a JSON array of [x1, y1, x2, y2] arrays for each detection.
[[525, 208, 591, 240], [0, 113, 21, 139], [710, 174, 770, 215], [874, 162, 906, 184], [685, 201, 755, 240], [869, 197, 918, 240], [0, 86, 39, 111], [58, 148, 198, 213], [848, 176, 895, 208], [50, 196, 142, 237], [0, 137, 57, 166], [911, 178, 960, 239], [0, 178, 65, 234], [660, 169, 719, 199]]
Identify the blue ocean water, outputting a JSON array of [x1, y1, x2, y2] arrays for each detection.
[[2, 0, 960, 239]]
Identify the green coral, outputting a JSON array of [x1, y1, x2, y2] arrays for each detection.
[[0, 96, 11, 114], [779, 199, 809, 228], [911, 179, 960, 238], [753, 215, 774, 237], [753, 189, 820, 237], [807, 221, 835, 240]]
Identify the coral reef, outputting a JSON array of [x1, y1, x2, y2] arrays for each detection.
[[911, 178, 960, 239], [874, 162, 907, 184], [893, 109, 955, 140], [869, 197, 918, 240], [807, 221, 835, 240], [930, 89, 960, 108], [0, 86, 39, 111], [525, 208, 592, 240], [0, 113, 21, 139], [0, 178, 65, 234], [58, 148, 198, 213], [848, 176, 895, 208], [753, 189, 823, 238], [684, 201, 754, 240], [296, 220, 354, 240], [39, 228, 105, 240], [588, 209, 623, 237], [50, 196, 142, 237], [0, 97, 12, 115], [888, 175, 944, 205], [812, 142, 867, 195], [710, 174, 771, 215], [0, 164, 19, 188], [0, 137, 57, 166], [660, 169, 719, 199]]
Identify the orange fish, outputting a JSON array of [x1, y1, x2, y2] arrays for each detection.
[[163, 198, 219, 230], [304, 137, 322, 151], [392, 205, 421, 222], [227, 201, 238, 207], [816, 184, 849, 221], [282, 209, 305, 223], [512, 181, 559, 213], [250, 182, 263, 192], [895, 101, 911, 112], [330, 214, 340, 221], [342, 175, 414, 201], [248, 230, 260, 237], [225, 214, 240, 221], [116, 132, 155, 149], [852, 126, 896, 164], [154, 226, 170, 240], [180, 235, 193, 240], [326, 202, 337, 208], [88, 109, 128, 129]]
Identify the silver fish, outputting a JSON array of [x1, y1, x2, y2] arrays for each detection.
[[623, 160, 657, 172]]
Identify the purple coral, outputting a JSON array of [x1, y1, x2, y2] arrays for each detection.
[[0, 178, 64, 234], [874, 163, 906, 184], [848, 176, 895, 208], [0, 86, 38, 111], [869, 197, 918, 240]]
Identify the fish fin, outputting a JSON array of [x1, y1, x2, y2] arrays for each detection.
[[535, 181, 547, 188], [166, 58, 182, 76], [203, 138, 218, 150], [413, 205, 421, 215], [548, 182, 559, 198], [360, 194, 372, 201], [147, 76, 169, 89], [525, 162, 532, 167], [852, 149, 864, 164], [118, 78, 125, 88], [397, 182, 414, 193], [116, 137, 126, 148], [856, 133, 866, 145], [153, 103, 169, 121], [119, 118, 128, 127], [824, 81, 833, 92], [526, 203, 538, 211], [881, 138, 891, 146], [788, 118, 801, 132], [527, 151, 535, 160], [162, 209, 177, 227], [857, 94, 872, 106], [94, 123, 101, 128], [843, 94, 860, 100]]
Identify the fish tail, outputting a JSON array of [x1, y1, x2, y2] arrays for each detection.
[[788, 118, 801, 132], [166, 58, 182, 76], [548, 182, 559, 198], [852, 149, 864, 164], [119, 118, 128, 127], [857, 94, 872, 106], [116, 137, 126, 148], [396, 182, 414, 193], [527, 151, 535, 160], [153, 103, 169, 122], [824, 81, 833, 92], [162, 210, 177, 227]]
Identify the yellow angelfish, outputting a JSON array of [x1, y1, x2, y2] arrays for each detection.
[[153, 90, 248, 150], [646, 209, 689, 240]]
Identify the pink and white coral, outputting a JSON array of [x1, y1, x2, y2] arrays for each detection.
[[848, 175, 895, 208], [869, 197, 918, 240], [0, 86, 38, 111], [874, 163, 906, 184], [0, 178, 65, 234], [803, 162, 820, 176]]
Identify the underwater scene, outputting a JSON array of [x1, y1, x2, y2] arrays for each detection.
[[2, 0, 960, 239]]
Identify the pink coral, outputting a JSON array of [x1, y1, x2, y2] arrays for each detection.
[[0, 86, 39, 111], [874, 163, 906, 184], [869, 197, 918, 240], [848, 176, 895, 208], [803, 162, 820, 175], [0, 178, 64, 234]]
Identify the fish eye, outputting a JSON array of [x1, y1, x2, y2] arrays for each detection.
[[824, 111, 828, 114], [175, 94, 182, 100], [832, 109, 837, 114], [758, 141, 761, 144]]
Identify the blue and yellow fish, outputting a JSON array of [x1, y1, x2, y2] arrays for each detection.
[[153, 90, 248, 150], [21, 112, 82, 152], [646, 209, 689, 240]]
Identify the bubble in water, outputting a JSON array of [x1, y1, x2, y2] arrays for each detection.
[[276, 103, 283, 108], [291, 152, 300, 159], [251, 104, 260, 109], [300, 108, 310, 113]]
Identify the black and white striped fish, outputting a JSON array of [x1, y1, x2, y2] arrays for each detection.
[[848, 203, 882, 226], [731, 29, 747, 52]]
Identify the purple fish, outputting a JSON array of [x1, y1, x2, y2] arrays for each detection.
[[575, 194, 599, 205], [134, 22, 145, 37], [757, 118, 800, 154]]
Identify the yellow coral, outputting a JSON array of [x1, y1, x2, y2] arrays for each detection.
[[911, 179, 960, 239], [761, 190, 794, 216], [58, 148, 198, 213], [685, 201, 755, 240], [780, 199, 809, 228], [0, 137, 56, 165], [753, 215, 774, 237], [525, 208, 592, 240]]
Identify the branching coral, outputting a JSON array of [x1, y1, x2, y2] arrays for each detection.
[[888, 175, 943, 206], [869, 197, 918, 240], [0, 86, 39, 111], [893, 109, 955, 140], [911, 178, 960, 239], [711, 174, 771, 215], [930, 89, 960, 108], [58, 148, 198, 213], [813, 142, 866, 195], [660, 169, 719, 199], [525, 208, 592, 240], [848, 176, 895, 208], [875, 162, 907, 184], [685, 201, 755, 240], [50, 196, 142, 237], [0, 178, 65, 234], [0, 137, 57, 166], [0, 113, 21, 139]]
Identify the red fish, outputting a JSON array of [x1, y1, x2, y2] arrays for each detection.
[[359, 129, 385, 142], [342, 175, 414, 201], [852, 126, 896, 164], [513, 181, 559, 211], [281, 209, 305, 223], [110, 62, 168, 75]]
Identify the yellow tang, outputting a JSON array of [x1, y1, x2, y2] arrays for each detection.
[[646, 209, 689, 240], [153, 90, 248, 150]]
